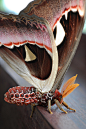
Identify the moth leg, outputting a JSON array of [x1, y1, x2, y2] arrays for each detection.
[[48, 99, 53, 114], [54, 99, 67, 114], [30, 103, 36, 118], [62, 101, 76, 112]]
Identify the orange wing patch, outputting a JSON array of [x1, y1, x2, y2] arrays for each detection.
[[61, 75, 79, 98], [62, 83, 79, 98]]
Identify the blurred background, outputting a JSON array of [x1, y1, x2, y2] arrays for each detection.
[[0, 0, 86, 87]]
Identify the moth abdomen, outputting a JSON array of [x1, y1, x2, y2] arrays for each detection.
[[4, 86, 38, 106], [4, 86, 55, 106]]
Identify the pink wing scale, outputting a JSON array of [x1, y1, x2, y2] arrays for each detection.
[[22, 0, 85, 29], [0, 16, 52, 53]]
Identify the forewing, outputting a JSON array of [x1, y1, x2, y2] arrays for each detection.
[[0, 13, 58, 93], [21, 0, 86, 92], [20, 0, 86, 29], [50, 0, 86, 92]]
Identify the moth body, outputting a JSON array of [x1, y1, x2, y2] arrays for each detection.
[[4, 86, 62, 106], [4, 75, 79, 114]]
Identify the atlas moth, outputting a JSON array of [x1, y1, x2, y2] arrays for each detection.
[[0, 0, 86, 115], [4, 75, 79, 115]]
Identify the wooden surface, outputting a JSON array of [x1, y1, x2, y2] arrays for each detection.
[[0, 34, 86, 129]]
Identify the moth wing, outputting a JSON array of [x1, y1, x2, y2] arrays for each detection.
[[22, 0, 86, 92], [0, 13, 58, 93], [62, 83, 79, 98], [61, 75, 77, 94], [50, 1, 86, 92]]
